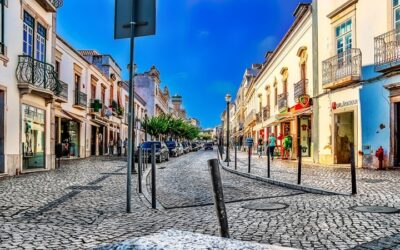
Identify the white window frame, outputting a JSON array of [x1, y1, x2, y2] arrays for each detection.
[[22, 11, 47, 62]]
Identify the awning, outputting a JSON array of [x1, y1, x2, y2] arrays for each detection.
[[86, 119, 100, 128], [55, 109, 71, 120], [293, 107, 312, 116], [62, 110, 85, 123]]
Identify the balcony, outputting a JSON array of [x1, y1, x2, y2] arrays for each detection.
[[375, 29, 400, 72], [55, 81, 68, 103], [278, 93, 288, 112], [294, 79, 308, 101], [245, 110, 255, 126], [73, 90, 87, 110], [35, 0, 63, 12], [16, 55, 61, 100], [263, 106, 270, 121], [322, 48, 362, 90], [256, 112, 262, 123]]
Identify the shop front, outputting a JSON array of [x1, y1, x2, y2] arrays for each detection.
[[60, 119, 80, 158], [21, 104, 46, 170]]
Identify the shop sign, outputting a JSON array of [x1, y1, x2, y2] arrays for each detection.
[[298, 95, 311, 108], [331, 100, 358, 110]]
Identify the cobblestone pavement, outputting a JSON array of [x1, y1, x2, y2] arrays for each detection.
[[229, 150, 400, 197], [2, 151, 400, 249]]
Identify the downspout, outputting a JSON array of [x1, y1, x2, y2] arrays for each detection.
[[311, 0, 320, 163]]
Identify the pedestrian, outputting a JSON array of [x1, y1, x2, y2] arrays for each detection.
[[257, 142, 263, 159], [109, 139, 114, 156], [268, 133, 277, 161], [117, 137, 122, 156], [124, 138, 128, 156]]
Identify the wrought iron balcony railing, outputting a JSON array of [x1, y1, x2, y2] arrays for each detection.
[[375, 28, 400, 72], [51, 0, 63, 8], [263, 106, 270, 121], [16, 55, 61, 94], [74, 90, 87, 108], [0, 43, 4, 55], [322, 48, 362, 87], [278, 93, 288, 111], [294, 79, 308, 101], [256, 112, 262, 123], [57, 81, 68, 100]]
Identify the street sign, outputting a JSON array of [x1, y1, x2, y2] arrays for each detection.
[[114, 0, 156, 39]]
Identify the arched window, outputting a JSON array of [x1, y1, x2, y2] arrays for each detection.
[[297, 47, 308, 94]]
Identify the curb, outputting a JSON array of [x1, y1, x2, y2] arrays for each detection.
[[216, 152, 349, 196]]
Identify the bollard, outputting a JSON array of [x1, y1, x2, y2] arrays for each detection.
[[267, 145, 271, 178], [208, 159, 230, 238], [248, 146, 251, 173], [151, 144, 157, 209], [297, 145, 302, 185], [234, 145, 237, 170], [138, 148, 142, 193], [350, 143, 357, 195]]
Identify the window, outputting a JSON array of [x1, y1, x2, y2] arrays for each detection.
[[23, 11, 34, 57], [55, 61, 60, 77], [91, 84, 96, 100], [75, 74, 80, 91], [274, 87, 278, 106], [36, 23, 46, 62], [335, 19, 352, 56], [110, 84, 114, 103], [394, 0, 400, 30], [0, 0, 4, 55]]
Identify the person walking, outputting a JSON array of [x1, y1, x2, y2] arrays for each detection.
[[268, 133, 277, 161], [257, 141, 263, 159], [123, 138, 128, 156], [117, 137, 122, 156], [109, 139, 114, 156]]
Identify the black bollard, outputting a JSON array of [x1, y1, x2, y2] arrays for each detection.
[[208, 159, 230, 238], [234, 145, 237, 170], [138, 148, 142, 193], [151, 144, 157, 209], [267, 145, 271, 178], [298, 145, 302, 185], [350, 143, 357, 195], [248, 146, 251, 173]]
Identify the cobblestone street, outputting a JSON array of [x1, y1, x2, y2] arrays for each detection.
[[2, 150, 400, 249]]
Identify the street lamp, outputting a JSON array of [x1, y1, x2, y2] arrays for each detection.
[[225, 94, 231, 163]]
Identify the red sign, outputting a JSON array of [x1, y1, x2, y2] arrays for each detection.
[[331, 102, 337, 110]]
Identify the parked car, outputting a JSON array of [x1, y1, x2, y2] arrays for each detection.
[[204, 143, 213, 151], [191, 142, 200, 152], [177, 142, 184, 155], [137, 141, 170, 163], [166, 141, 184, 157], [182, 142, 190, 154]]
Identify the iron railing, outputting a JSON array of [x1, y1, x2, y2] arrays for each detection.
[[51, 0, 63, 8], [57, 81, 68, 100], [278, 93, 288, 111], [294, 79, 308, 101], [375, 28, 400, 72], [0, 43, 4, 55], [263, 106, 270, 121], [322, 48, 362, 86], [16, 55, 61, 94], [74, 90, 87, 108]]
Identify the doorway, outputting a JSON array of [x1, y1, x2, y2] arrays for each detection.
[[91, 126, 97, 156], [0, 90, 4, 173], [334, 112, 354, 164]]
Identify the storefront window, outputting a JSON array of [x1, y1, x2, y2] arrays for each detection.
[[22, 104, 45, 169], [61, 119, 80, 157]]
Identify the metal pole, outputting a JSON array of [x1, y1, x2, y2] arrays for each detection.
[[138, 147, 142, 193], [144, 114, 148, 141], [225, 101, 230, 163], [298, 145, 302, 185], [267, 145, 270, 178], [126, 1, 137, 213], [208, 159, 230, 238], [151, 143, 156, 209], [350, 143, 357, 195], [248, 146, 251, 173], [234, 144, 237, 170]]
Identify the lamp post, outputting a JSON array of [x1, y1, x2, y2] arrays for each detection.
[[144, 113, 148, 141], [224, 94, 231, 163]]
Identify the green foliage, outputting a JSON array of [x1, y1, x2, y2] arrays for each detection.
[[115, 106, 124, 116], [143, 114, 200, 141]]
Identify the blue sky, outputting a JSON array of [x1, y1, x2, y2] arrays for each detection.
[[57, 0, 310, 128]]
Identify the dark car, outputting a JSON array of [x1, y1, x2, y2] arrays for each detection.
[[166, 141, 183, 157], [204, 143, 213, 151], [137, 141, 170, 163], [191, 142, 200, 152], [182, 142, 190, 154]]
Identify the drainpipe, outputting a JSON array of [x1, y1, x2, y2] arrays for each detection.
[[311, 0, 320, 164]]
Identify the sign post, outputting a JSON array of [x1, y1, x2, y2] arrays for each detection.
[[115, 0, 156, 213], [246, 138, 253, 173]]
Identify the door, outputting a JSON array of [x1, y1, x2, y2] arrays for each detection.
[[335, 112, 354, 164], [395, 103, 400, 166], [91, 126, 96, 156], [0, 90, 4, 173]]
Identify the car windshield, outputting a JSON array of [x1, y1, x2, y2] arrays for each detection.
[[141, 142, 161, 149], [166, 141, 176, 147]]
